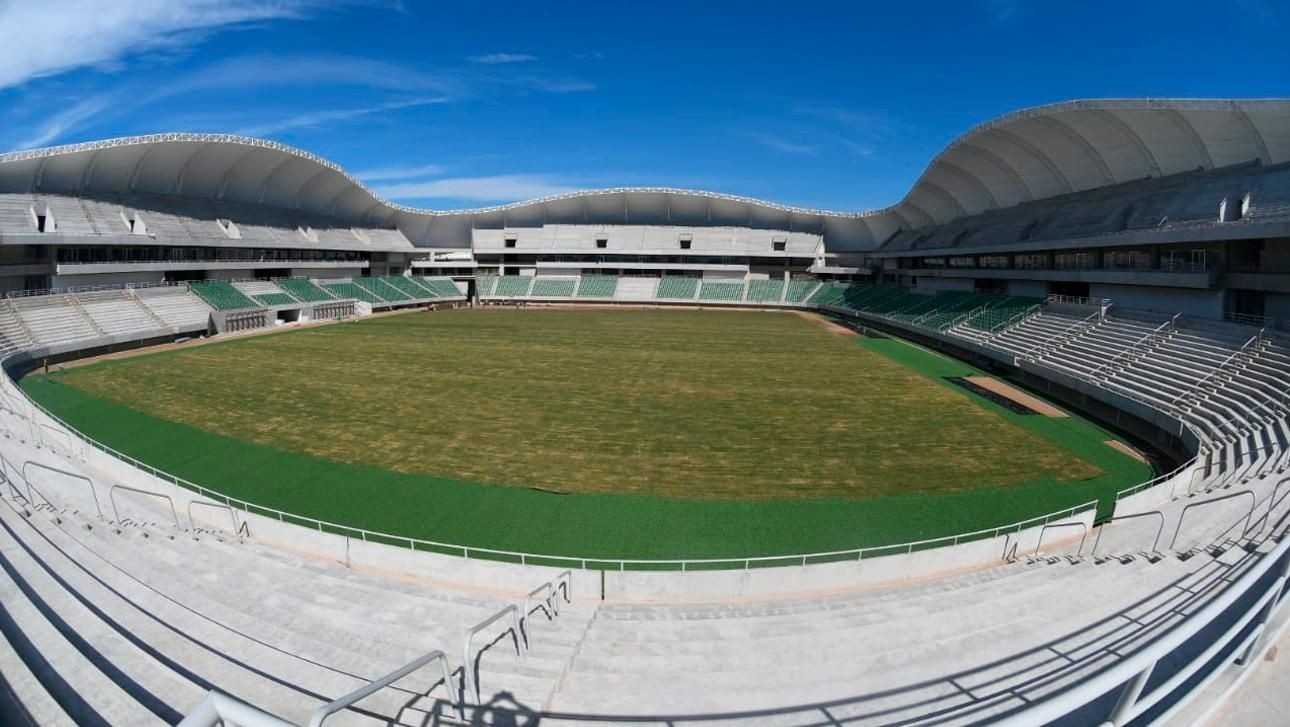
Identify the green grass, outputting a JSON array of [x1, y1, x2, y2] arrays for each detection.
[[21, 308, 1152, 561]]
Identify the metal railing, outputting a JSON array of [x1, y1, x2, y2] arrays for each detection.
[[991, 530, 1290, 727], [1085, 314, 1177, 382], [1015, 309, 1102, 362], [462, 605, 524, 705], [177, 690, 295, 727], [1046, 294, 1112, 308], [306, 649, 458, 726]]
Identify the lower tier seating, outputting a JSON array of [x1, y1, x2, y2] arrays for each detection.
[[274, 278, 335, 303], [189, 282, 260, 311]]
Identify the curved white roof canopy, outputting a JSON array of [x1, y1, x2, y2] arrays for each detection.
[[0, 99, 1287, 250]]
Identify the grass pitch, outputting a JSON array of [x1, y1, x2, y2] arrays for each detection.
[[22, 308, 1152, 560]]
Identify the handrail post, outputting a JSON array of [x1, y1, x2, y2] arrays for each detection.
[[1107, 662, 1155, 725]]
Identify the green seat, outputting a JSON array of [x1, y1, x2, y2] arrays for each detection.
[[275, 278, 335, 303], [657, 277, 699, 299], [698, 282, 745, 302], [189, 282, 260, 311], [575, 276, 618, 298], [746, 279, 784, 303]]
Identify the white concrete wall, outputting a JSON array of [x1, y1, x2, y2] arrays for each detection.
[[292, 267, 365, 281], [51, 270, 164, 288]]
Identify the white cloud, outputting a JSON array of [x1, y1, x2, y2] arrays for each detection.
[[372, 174, 582, 203], [354, 162, 446, 181], [232, 97, 449, 136], [159, 52, 457, 98], [468, 53, 538, 64], [12, 95, 111, 149], [742, 132, 818, 156], [0, 0, 338, 90]]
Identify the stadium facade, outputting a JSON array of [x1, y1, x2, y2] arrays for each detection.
[[0, 99, 1287, 327], [0, 99, 1288, 725]]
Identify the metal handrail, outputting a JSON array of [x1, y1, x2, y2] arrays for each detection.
[[187, 499, 241, 533], [1086, 315, 1176, 381], [22, 459, 102, 518], [306, 649, 458, 727], [991, 531, 1290, 727], [1252, 476, 1290, 536], [462, 605, 524, 705], [1090, 510, 1167, 556], [1033, 521, 1088, 558], [177, 690, 295, 727], [109, 483, 179, 527], [1169, 334, 1259, 409], [1016, 309, 1100, 362], [1168, 489, 1257, 551]]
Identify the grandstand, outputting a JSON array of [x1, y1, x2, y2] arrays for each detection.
[[189, 281, 260, 311], [0, 98, 1288, 725], [274, 278, 337, 303]]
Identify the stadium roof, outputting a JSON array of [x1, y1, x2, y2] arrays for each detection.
[[1, 98, 1287, 248]]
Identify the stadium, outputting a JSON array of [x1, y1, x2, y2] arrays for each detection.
[[0, 97, 1288, 727]]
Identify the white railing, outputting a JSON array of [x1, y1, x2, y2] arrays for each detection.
[[992, 529, 1290, 727], [1085, 314, 1177, 381], [1015, 309, 1102, 362], [1169, 334, 1259, 411], [306, 649, 458, 726], [1046, 294, 1112, 309]]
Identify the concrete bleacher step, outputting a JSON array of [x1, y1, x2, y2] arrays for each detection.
[[3, 499, 587, 723]]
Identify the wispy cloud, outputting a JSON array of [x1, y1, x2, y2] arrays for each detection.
[[159, 53, 458, 98], [12, 95, 111, 150], [354, 162, 447, 182], [742, 132, 818, 156], [788, 105, 903, 156], [372, 174, 583, 203], [233, 97, 449, 136], [0, 0, 341, 90], [468, 53, 538, 64]]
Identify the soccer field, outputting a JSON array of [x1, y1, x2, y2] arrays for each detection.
[[21, 308, 1152, 560]]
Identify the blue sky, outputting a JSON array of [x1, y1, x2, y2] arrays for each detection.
[[1, 0, 1287, 211]]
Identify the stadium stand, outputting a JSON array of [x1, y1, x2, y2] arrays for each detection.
[[698, 281, 746, 302], [252, 293, 296, 307], [417, 277, 465, 298], [353, 277, 406, 302], [189, 281, 261, 311], [745, 279, 784, 303], [784, 279, 822, 304], [274, 278, 336, 303], [76, 290, 168, 337], [495, 275, 535, 297], [575, 275, 618, 298], [475, 275, 499, 297], [10, 295, 100, 346], [530, 278, 577, 298], [656, 277, 699, 300], [378, 275, 435, 300], [323, 281, 385, 304], [132, 287, 213, 331]]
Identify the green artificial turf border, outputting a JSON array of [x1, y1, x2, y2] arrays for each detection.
[[19, 324, 1152, 564]]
